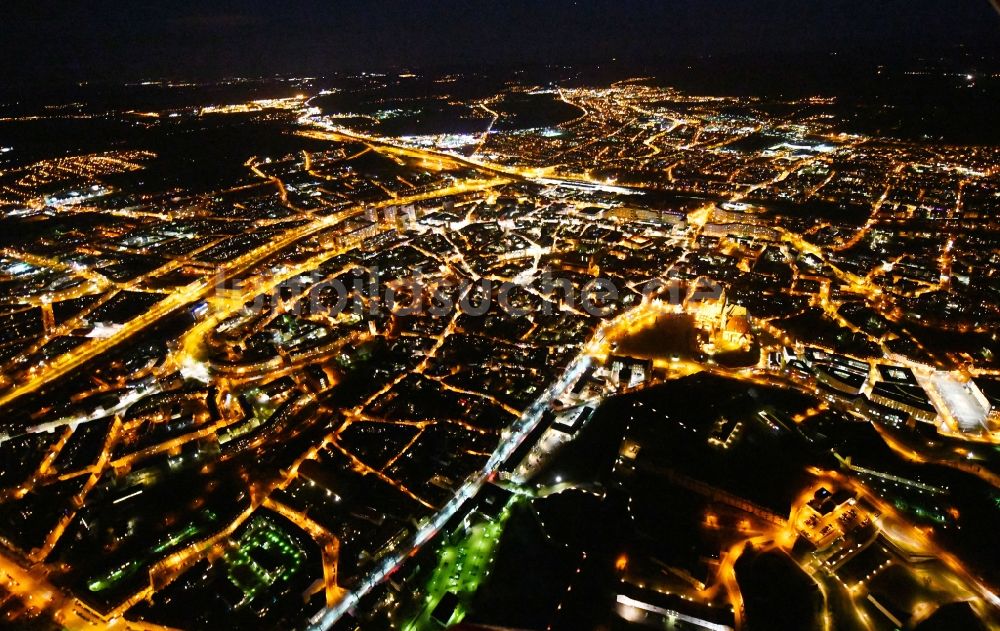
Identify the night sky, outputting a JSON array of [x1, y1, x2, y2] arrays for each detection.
[[3, 1, 1000, 81]]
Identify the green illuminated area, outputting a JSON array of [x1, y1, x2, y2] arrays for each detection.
[[893, 498, 948, 525], [87, 511, 218, 593], [87, 559, 143, 594], [402, 498, 518, 631], [223, 516, 306, 608]]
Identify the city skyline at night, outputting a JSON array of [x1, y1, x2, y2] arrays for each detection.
[[0, 4, 999, 631]]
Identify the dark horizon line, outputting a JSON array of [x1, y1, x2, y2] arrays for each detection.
[[3, 41, 1000, 89]]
